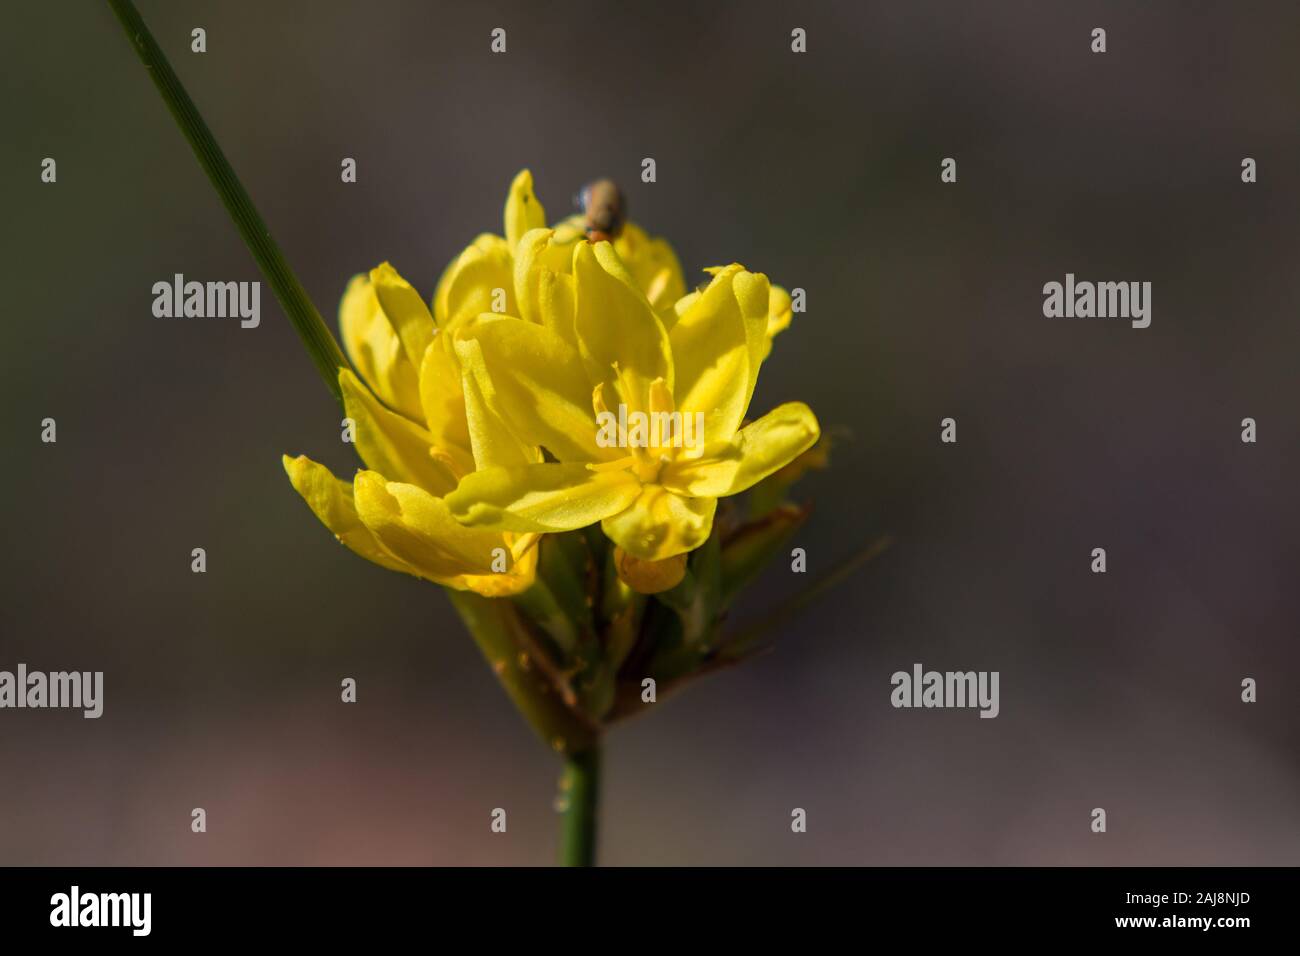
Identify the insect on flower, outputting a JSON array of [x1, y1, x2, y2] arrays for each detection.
[[577, 178, 627, 242]]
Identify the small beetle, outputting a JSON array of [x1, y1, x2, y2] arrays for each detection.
[[577, 179, 626, 242]]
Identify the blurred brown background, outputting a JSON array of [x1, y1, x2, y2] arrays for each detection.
[[3, 0, 1298, 865]]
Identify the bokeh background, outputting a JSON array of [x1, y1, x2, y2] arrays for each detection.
[[3, 0, 1298, 865]]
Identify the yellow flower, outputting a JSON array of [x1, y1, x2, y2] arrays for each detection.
[[444, 240, 820, 563], [283, 263, 539, 597], [283, 169, 811, 593]]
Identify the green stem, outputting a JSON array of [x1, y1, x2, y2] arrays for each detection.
[[446, 590, 598, 756], [558, 746, 601, 866], [106, 0, 349, 405]]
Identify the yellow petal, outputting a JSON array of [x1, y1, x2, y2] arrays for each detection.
[[444, 540, 539, 597], [614, 547, 687, 594], [417, 336, 475, 478], [504, 169, 547, 253], [369, 262, 435, 371], [432, 234, 515, 329], [282, 454, 412, 574], [573, 240, 673, 409], [765, 285, 794, 356], [352, 471, 536, 595], [455, 335, 542, 470], [614, 223, 686, 313], [668, 265, 770, 442], [446, 461, 641, 534], [661, 401, 821, 498], [663, 288, 701, 334], [454, 314, 608, 463], [601, 485, 717, 561], [514, 227, 578, 344], [338, 274, 423, 422], [341, 368, 457, 496], [656, 442, 741, 497], [725, 402, 821, 495], [733, 268, 772, 397], [551, 214, 588, 245]]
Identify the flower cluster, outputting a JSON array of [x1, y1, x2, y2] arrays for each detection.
[[283, 170, 824, 746], [285, 170, 817, 595]]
